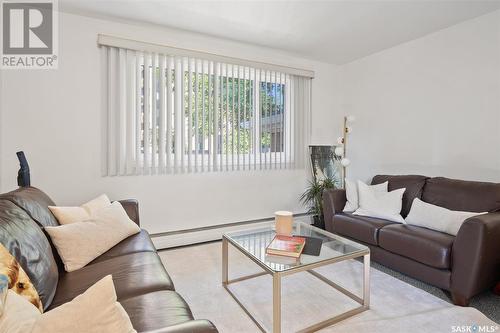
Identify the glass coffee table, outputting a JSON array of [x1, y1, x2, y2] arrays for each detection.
[[222, 221, 370, 333]]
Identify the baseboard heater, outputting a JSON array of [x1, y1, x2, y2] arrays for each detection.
[[151, 213, 308, 250]]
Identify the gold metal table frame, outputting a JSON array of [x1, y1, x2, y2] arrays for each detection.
[[222, 236, 370, 333]]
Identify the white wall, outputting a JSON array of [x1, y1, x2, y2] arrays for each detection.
[[0, 12, 340, 234], [338, 10, 500, 183]]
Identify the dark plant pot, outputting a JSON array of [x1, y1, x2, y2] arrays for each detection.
[[312, 215, 325, 230]]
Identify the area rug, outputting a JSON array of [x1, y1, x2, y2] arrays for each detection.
[[371, 261, 500, 323], [159, 242, 498, 333]]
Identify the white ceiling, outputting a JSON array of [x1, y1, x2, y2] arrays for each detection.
[[59, 0, 500, 64]]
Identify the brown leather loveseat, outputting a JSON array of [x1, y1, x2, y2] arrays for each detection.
[[0, 186, 218, 333], [323, 175, 500, 306]]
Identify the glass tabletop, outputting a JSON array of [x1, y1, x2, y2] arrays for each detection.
[[223, 221, 369, 273]]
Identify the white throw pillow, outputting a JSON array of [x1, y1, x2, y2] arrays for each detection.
[[49, 194, 111, 225], [405, 198, 486, 236], [343, 179, 388, 212], [81, 194, 112, 213], [353, 181, 406, 223], [0, 275, 136, 333], [45, 202, 140, 272], [33, 275, 136, 333], [0, 290, 39, 333]]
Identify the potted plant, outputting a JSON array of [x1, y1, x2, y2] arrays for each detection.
[[300, 177, 335, 229]]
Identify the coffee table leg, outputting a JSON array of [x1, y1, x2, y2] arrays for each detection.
[[273, 273, 281, 333], [222, 237, 228, 285], [363, 253, 370, 307]]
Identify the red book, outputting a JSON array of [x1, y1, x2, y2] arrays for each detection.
[[266, 235, 306, 258]]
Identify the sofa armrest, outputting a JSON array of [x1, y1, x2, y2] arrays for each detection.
[[141, 320, 218, 333], [322, 189, 346, 232], [118, 199, 140, 226], [451, 212, 500, 304]]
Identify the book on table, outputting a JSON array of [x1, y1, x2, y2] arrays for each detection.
[[266, 235, 306, 258], [265, 254, 299, 265]]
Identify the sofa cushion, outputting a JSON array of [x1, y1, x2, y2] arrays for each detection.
[[89, 229, 156, 265], [0, 290, 41, 332], [0, 187, 65, 271], [0, 200, 59, 311], [32, 276, 136, 333], [45, 202, 141, 272], [354, 181, 406, 223], [378, 224, 455, 269], [0, 187, 59, 228], [120, 291, 194, 332], [422, 177, 500, 213], [48, 252, 174, 309], [48, 194, 112, 225], [372, 175, 428, 217], [333, 213, 396, 245], [405, 198, 485, 236], [0, 243, 43, 312], [343, 179, 388, 212]]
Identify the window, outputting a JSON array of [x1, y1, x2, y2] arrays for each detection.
[[101, 37, 312, 176]]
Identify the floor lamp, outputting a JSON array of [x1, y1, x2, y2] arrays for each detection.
[[336, 115, 355, 188]]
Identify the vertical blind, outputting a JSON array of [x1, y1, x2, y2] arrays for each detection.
[[101, 40, 312, 176]]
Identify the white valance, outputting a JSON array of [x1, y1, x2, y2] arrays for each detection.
[[98, 34, 315, 79]]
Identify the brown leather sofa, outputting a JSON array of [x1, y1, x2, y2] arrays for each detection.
[[0, 186, 218, 333], [323, 175, 500, 306]]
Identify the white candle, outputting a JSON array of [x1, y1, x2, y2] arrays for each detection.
[[275, 211, 293, 236]]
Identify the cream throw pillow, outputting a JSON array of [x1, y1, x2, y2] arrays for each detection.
[[0, 275, 136, 333], [33, 275, 136, 333], [405, 198, 486, 236], [343, 179, 388, 212], [353, 181, 406, 223], [0, 289, 39, 333], [45, 202, 140, 272], [48, 194, 111, 225]]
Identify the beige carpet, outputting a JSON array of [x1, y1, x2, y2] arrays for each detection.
[[159, 242, 497, 333]]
